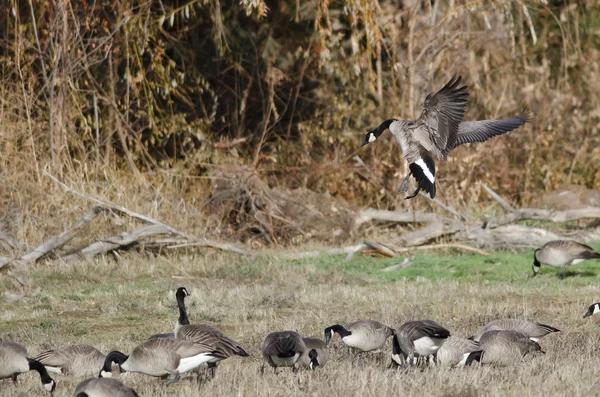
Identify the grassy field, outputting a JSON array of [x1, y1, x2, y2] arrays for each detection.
[[2, 245, 600, 396]]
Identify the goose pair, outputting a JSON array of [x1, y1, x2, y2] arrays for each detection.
[[0, 341, 56, 392], [324, 320, 394, 352], [533, 240, 600, 279], [261, 332, 329, 372], [100, 287, 247, 384], [361, 74, 531, 199], [471, 330, 544, 366]]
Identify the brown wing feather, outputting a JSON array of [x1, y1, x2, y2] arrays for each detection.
[[414, 75, 469, 158], [176, 324, 248, 358]]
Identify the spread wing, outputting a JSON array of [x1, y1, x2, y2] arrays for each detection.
[[452, 109, 532, 149], [414, 75, 469, 158]]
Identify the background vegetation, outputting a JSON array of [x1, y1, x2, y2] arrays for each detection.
[[1, 0, 599, 245]]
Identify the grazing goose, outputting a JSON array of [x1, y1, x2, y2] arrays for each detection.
[[74, 377, 138, 397], [435, 336, 482, 367], [99, 338, 222, 385], [261, 331, 306, 372], [473, 330, 544, 366], [471, 319, 560, 343], [34, 344, 105, 377], [324, 320, 394, 352], [391, 320, 450, 366], [298, 338, 329, 370], [173, 287, 248, 378], [0, 341, 56, 392], [362, 75, 531, 199], [583, 303, 600, 318], [533, 240, 600, 279]]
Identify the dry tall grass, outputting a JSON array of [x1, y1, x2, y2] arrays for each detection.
[[2, 252, 600, 396], [1, 0, 599, 249]]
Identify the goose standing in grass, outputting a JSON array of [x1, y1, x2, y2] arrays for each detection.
[[298, 338, 329, 370], [435, 336, 482, 367], [324, 320, 395, 352], [470, 318, 560, 342], [99, 338, 222, 385], [583, 303, 600, 318], [74, 377, 138, 397], [173, 287, 248, 378], [261, 331, 306, 372], [533, 240, 600, 279], [473, 330, 544, 366], [361, 75, 531, 199], [390, 320, 450, 366], [0, 341, 56, 392], [34, 344, 105, 377]]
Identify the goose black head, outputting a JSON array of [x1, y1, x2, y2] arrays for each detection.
[[308, 349, 319, 370], [583, 303, 600, 318], [361, 119, 395, 147], [176, 287, 190, 298]]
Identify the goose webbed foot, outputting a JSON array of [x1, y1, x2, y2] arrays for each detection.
[[397, 173, 412, 193], [207, 362, 218, 379], [166, 373, 181, 386], [405, 186, 421, 200]]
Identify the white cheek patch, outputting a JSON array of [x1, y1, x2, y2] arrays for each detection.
[[415, 158, 435, 183], [594, 305, 600, 315], [368, 133, 376, 143], [100, 370, 113, 378]]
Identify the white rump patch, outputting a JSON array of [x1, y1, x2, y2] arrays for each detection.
[[368, 133, 376, 143], [270, 353, 300, 367], [415, 159, 435, 183], [413, 337, 445, 356], [571, 259, 585, 265], [44, 366, 62, 374], [457, 352, 471, 367], [177, 353, 215, 373]]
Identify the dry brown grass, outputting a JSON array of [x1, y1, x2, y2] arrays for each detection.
[[2, 251, 600, 396]]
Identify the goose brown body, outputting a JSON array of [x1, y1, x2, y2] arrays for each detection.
[[34, 344, 105, 377]]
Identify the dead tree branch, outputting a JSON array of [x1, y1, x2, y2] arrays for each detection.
[[485, 207, 600, 229], [0, 206, 102, 270], [62, 224, 170, 264], [482, 183, 515, 212], [44, 171, 249, 256]]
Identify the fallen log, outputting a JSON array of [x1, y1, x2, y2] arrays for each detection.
[[485, 207, 600, 229], [62, 224, 170, 264], [354, 209, 453, 228], [393, 221, 465, 247], [465, 224, 564, 250], [0, 206, 102, 270], [45, 171, 249, 256]]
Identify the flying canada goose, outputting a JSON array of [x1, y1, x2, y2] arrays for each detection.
[[583, 303, 600, 318], [361, 75, 531, 199], [173, 287, 248, 378], [74, 377, 138, 397], [0, 341, 56, 392], [298, 338, 329, 370], [435, 336, 483, 367], [99, 338, 223, 385], [533, 240, 600, 279], [261, 331, 306, 372], [471, 330, 544, 366], [470, 318, 560, 342], [324, 320, 395, 352], [391, 320, 450, 366], [33, 344, 105, 377]]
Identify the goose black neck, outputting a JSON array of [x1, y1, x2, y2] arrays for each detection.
[[176, 290, 190, 325], [330, 325, 351, 338], [103, 351, 129, 372], [373, 119, 395, 137], [27, 358, 54, 386]]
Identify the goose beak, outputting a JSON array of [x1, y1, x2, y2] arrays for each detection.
[[583, 309, 593, 318]]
